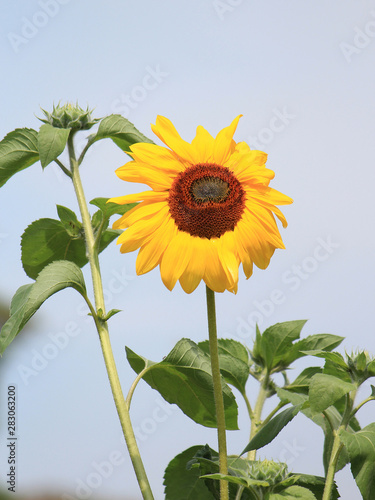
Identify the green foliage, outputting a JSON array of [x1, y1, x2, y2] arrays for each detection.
[[37, 124, 70, 168], [93, 114, 154, 153], [339, 423, 375, 500], [164, 446, 216, 500], [0, 128, 39, 187], [0, 261, 86, 354], [126, 338, 238, 429], [251, 321, 343, 373], [198, 338, 251, 395], [241, 406, 302, 455], [308, 374, 356, 416], [39, 103, 100, 130]]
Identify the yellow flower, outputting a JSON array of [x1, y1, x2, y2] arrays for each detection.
[[109, 116, 292, 294]]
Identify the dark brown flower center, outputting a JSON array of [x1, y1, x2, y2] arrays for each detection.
[[168, 164, 246, 239]]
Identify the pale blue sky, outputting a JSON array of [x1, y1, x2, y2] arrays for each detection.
[[1, 1, 375, 499]]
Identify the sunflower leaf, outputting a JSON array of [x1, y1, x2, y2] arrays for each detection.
[[308, 373, 356, 416], [163, 446, 216, 500], [21, 216, 120, 279], [93, 115, 154, 153], [126, 338, 239, 429], [240, 405, 302, 455], [198, 338, 250, 395], [0, 128, 39, 187], [0, 261, 86, 354], [37, 124, 70, 168], [338, 423, 375, 500], [90, 197, 137, 220]]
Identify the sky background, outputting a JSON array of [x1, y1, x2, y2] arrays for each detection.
[[1, 1, 375, 499]]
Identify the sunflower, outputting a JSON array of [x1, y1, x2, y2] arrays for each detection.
[[109, 115, 292, 294]]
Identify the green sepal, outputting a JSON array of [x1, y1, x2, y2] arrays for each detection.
[[0, 261, 86, 354], [126, 338, 238, 429], [0, 128, 39, 187]]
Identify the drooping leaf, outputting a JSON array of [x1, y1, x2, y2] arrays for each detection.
[[163, 446, 215, 500], [339, 423, 375, 500], [37, 123, 70, 168], [286, 367, 322, 393], [241, 406, 302, 455], [0, 128, 39, 187], [308, 373, 356, 416], [126, 339, 238, 429], [93, 114, 154, 153], [198, 338, 250, 395], [0, 261, 86, 354]]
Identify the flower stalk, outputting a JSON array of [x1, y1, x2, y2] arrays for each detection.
[[206, 286, 229, 500], [248, 370, 270, 461], [67, 133, 154, 500]]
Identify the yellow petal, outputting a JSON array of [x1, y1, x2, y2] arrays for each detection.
[[179, 236, 207, 293], [117, 206, 169, 252], [136, 218, 176, 275], [151, 116, 196, 164], [233, 226, 254, 279], [160, 231, 194, 291], [108, 190, 168, 205], [129, 143, 186, 173], [116, 163, 172, 191], [244, 205, 285, 248], [217, 232, 240, 288], [213, 115, 242, 165], [119, 201, 169, 229], [191, 125, 215, 163], [203, 239, 231, 293]]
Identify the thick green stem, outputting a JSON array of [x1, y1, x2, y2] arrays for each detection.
[[206, 286, 229, 500], [248, 371, 269, 461], [68, 134, 154, 500]]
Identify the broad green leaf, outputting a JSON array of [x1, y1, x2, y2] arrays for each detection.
[[309, 373, 356, 415], [0, 261, 86, 354], [21, 217, 120, 279], [339, 423, 375, 500], [202, 473, 268, 489], [0, 128, 39, 187], [93, 114, 154, 153], [268, 485, 317, 499], [37, 124, 70, 168], [283, 334, 344, 366], [301, 350, 348, 370], [241, 406, 301, 455], [198, 339, 250, 394], [292, 474, 339, 500], [126, 339, 238, 429], [255, 320, 307, 372], [163, 446, 215, 500]]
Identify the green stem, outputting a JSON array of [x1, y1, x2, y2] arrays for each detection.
[[248, 370, 270, 461], [322, 392, 355, 500], [262, 400, 287, 427], [54, 158, 72, 178], [206, 286, 229, 500], [68, 133, 154, 500]]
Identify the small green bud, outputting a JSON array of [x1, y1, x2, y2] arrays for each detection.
[[249, 459, 288, 485], [39, 102, 100, 130], [346, 350, 375, 384]]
